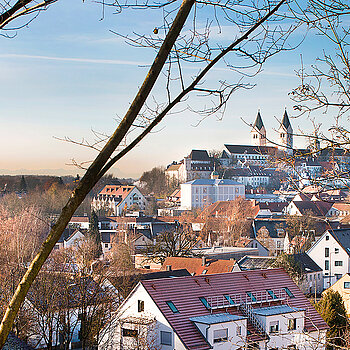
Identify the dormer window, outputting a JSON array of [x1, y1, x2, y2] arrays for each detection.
[[269, 320, 279, 333], [213, 328, 228, 343]]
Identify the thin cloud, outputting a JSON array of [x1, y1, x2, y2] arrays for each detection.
[[0, 54, 148, 66]]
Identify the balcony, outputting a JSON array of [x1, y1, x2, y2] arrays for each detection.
[[205, 288, 288, 310]]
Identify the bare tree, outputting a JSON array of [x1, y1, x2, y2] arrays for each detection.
[[0, 0, 300, 345]]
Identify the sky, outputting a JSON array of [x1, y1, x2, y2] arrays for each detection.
[[0, 0, 338, 178]]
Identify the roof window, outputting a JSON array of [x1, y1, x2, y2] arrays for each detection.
[[199, 297, 211, 309], [267, 289, 277, 299], [284, 287, 295, 298], [246, 292, 257, 302], [166, 301, 179, 313]]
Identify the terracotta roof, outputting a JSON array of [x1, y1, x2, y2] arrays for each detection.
[[98, 185, 135, 200], [141, 269, 328, 350], [332, 203, 350, 211], [70, 216, 89, 222], [162, 257, 235, 275], [166, 163, 181, 171]]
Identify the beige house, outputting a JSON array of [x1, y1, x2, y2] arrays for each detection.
[[324, 273, 350, 314]]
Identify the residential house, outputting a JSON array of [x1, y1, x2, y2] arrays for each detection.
[[181, 179, 245, 209], [252, 218, 288, 256], [92, 185, 146, 216], [99, 269, 328, 350], [234, 254, 323, 294], [307, 228, 350, 289], [285, 200, 333, 217], [252, 201, 288, 218], [165, 150, 214, 184], [323, 273, 350, 314], [327, 202, 350, 220]]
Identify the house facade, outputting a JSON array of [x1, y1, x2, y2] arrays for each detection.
[[92, 185, 146, 216], [180, 179, 245, 209], [99, 269, 327, 350], [307, 228, 350, 289]]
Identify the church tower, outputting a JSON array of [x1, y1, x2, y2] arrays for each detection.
[[251, 111, 266, 146], [278, 110, 293, 155]]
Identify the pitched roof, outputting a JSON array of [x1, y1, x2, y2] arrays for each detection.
[[291, 200, 333, 217], [253, 111, 264, 130], [188, 150, 211, 161], [98, 185, 136, 200], [225, 144, 276, 156], [236, 255, 275, 270], [162, 257, 235, 275], [291, 253, 322, 272], [281, 110, 292, 130], [141, 269, 328, 350], [166, 163, 181, 171], [328, 228, 350, 255]]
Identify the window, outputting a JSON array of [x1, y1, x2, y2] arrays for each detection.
[[325, 247, 330, 257], [335, 261, 343, 267], [325, 260, 329, 270], [344, 282, 350, 289], [160, 331, 172, 346], [199, 297, 211, 309], [267, 290, 277, 299], [335, 248, 339, 254], [236, 325, 242, 336], [138, 300, 144, 312], [326, 235, 329, 241], [284, 287, 295, 298], [166, 301, 179, 313], [246, 292, 257, 302], [213, 328, 228, 343], [122, 328, 138, 338], [269, 321, 279, 333], [288, 318, 297, 331], [104, 243, 109, 248], [201, 269, 208, 275], [335, 274, 342, 280]]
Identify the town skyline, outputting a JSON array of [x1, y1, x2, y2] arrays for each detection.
[[0, 0, 338, 178]]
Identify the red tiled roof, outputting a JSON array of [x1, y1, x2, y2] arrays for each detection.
[[99, 185, 135, 200], [69, 216, 89, 222], [162, 257, 235, 275], [141, 269, 328, 350]]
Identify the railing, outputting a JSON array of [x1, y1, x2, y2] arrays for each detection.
[[239, 302, 267, 337], [206, 288, 287, 310]]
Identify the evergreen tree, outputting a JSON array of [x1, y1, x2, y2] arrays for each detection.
[[315, 290, 348, 349], [88, 210, 102, 258], [19, 175, 27, 194]]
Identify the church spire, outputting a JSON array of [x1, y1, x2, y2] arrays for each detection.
[[251, 110, 266, 146]]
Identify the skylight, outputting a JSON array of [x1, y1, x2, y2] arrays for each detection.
[[267, 289, 277, 299], [284, 287, 295, 298], [224, 295, 235, 305], [199, 297, 211, 309], [246, 292, 257, 302], [166, 301, 179, 313]]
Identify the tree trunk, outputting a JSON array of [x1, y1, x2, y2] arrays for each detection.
[[0, 0, 195, 347]]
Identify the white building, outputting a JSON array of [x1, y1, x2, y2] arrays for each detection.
[[92, 185, 146, 216], [180, 179, 245, 209], [99, 269, 327, 350], [307, 228, 350, 289]]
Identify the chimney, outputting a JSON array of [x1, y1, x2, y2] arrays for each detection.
[[202, 256, 206, 266], [166, 265, 172, 271]]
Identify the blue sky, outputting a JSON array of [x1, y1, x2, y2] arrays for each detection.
[[0, 0, 337, 178]]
